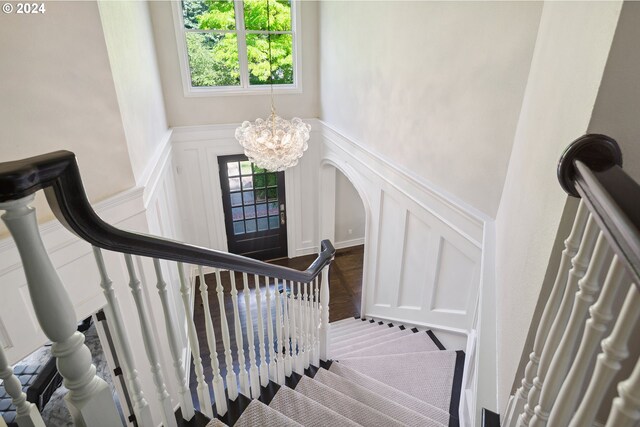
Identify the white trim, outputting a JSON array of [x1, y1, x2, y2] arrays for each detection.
[[141, 129, 174, 207], [333, 237, 364, 250], [171, 0, 303, 97], [318, 119, 489, 246]]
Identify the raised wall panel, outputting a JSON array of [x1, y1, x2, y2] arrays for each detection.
[[373, 192, 405, 307], [397, 213, 433, 309], [432, 239, 476, 313]]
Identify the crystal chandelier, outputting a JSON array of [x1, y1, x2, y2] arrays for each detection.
[[235, 1, 310, 172]]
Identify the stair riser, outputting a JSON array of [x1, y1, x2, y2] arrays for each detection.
[[332, 326, 407, 348]]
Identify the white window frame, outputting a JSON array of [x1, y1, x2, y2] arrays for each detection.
[[172, 0, 302, 97]]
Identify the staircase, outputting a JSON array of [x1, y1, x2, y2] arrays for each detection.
[[199, 316, 464, 427]]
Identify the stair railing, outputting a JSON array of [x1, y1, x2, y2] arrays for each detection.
[[503, 134, 640, 427], [0, 151, 335, 427]]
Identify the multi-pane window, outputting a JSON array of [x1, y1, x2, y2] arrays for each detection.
[[178, 0, 298, 93], [227, 160, 281, 235]]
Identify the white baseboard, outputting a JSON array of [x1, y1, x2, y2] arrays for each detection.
[[333, 237, 364, 250]]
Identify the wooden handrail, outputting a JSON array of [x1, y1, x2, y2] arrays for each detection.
[[557, 134, 640, 287], [0, 151, 335, 282]]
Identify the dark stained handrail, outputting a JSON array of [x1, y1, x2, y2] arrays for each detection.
[[558, 134, 640, 287], [0, 151, 335, 282]]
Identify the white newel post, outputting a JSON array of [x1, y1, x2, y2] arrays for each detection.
[[0, 196, 121, 427], [124, 255, 176, 427], [152, 259, 195, 420], [319, 266, 330, 361], [177, 263, 213, 418], [93, 248, 153, 427], [0, 343, 45, 427], [198, 267, 227, 416]]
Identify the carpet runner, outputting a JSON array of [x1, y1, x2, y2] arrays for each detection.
[[205, 316, 464, 427]]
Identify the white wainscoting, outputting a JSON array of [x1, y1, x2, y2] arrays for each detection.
[[319, 121, 488, 334]]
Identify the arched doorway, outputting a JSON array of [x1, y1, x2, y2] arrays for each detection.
[[319, 162, 368, 321]]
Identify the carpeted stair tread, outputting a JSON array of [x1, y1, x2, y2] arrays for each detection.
[[332, 329, 412, 357], [331, 324, 406, 347], [268, 384, 361, 427], [314, 368, 446, 427], [330, 321, 381, 339], [336, 351, 457, 412], [205, 419, 228, 427], [295, 375, 405, 427], [337, 331, 441, 359], [329, 317, 361, 328], [233, 399, 302, 427], [328, 361, 451, 425]]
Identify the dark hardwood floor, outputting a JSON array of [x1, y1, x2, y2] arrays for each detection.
[[188, 245, 364, 407]]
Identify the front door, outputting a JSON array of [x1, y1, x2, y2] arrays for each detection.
[[218, 154, 288, 260]]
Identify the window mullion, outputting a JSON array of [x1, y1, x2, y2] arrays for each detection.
[[235, 1, 250, 89]]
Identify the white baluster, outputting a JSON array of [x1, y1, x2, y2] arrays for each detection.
[[530, 232, 611, 427], [0, 196, 121, 427], [319, 266, 331, 361], [303, 281, 311, 369], [296, 281, 306, 373], [312, 276, 320, 367], [229, 271, 250, 396], [506, 202, 588, 427], [549, 255, 626, 426], [274, 279, 286, 384], [197, 267, 227, 416], [242, 273, 260, 398], [519, 215, 599, 427], [571, 283, 640, 427], [264, 276, 277, 381], [214, 268, 238, 400], [124, 255, 176, 427], [289, 281, 300, 375], [93, 248, 153, 427], [605, 343, 640, 427], [153, 259, 195, 421], [253, 274, 269, 387], [282, 280, 293, 377], [178, 263, 213, 418], [0, 344, 45, 427]]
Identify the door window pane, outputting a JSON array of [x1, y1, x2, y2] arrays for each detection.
[[266, 173, 277, 186], [267, 188, 277, 200], [269, 216, 280, 229], [242, 176, 253, 190], [252, 164, 266, 174], [254, 174, 266, 188], [268, 202, 279, 216], [232, 207, 244, 221], [243, 191, 255, 204], [229, 177, 241, 191], [255, 189, 266, 202], [227, 162, 240, 177], [240, 161, 253, 175], [256, 203, 267, 217], [233, 221, 245, 235], [230, 192, 242, 206], [257, 217, 269, 231], [244, 205, 256, 219], [245, 219, 257, 233]]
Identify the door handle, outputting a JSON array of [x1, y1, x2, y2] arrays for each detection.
[[280, 211, 286, 225]]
